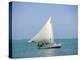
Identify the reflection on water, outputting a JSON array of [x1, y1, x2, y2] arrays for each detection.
[[38, 48, 55, 57], [42, 49, 55, 56], [12, 39, 78, 58]]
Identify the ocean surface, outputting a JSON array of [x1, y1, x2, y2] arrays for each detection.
[[12, 39, 78, 58]]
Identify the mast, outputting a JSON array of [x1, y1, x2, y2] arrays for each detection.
[[49, 17, 54, 43]]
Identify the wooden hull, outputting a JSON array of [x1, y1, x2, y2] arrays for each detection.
[[38, 43, 61, 49]]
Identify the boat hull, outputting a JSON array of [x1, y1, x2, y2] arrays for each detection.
[[38, 43, 61, 49]]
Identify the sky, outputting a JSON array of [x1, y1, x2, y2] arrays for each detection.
[[11, 2, 78, 40]]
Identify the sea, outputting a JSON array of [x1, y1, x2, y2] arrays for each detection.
[[12, 39, 78, 58]]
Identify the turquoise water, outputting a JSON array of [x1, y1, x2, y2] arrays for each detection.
[[12, 39, 78, 58]]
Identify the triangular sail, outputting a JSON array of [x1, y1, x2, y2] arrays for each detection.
[[28, 17, 54, 44]]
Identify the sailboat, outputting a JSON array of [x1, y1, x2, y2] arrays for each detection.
[[28, 17, 61, 49]]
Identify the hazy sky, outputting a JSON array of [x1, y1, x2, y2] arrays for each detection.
[[12, 2, 78, 40]]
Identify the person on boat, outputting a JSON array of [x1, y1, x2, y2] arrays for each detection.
[[44, 40, 49, 45], [37, 41, 44, 47]]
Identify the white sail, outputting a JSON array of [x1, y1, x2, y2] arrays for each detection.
[[28, 17, 54, 44]]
